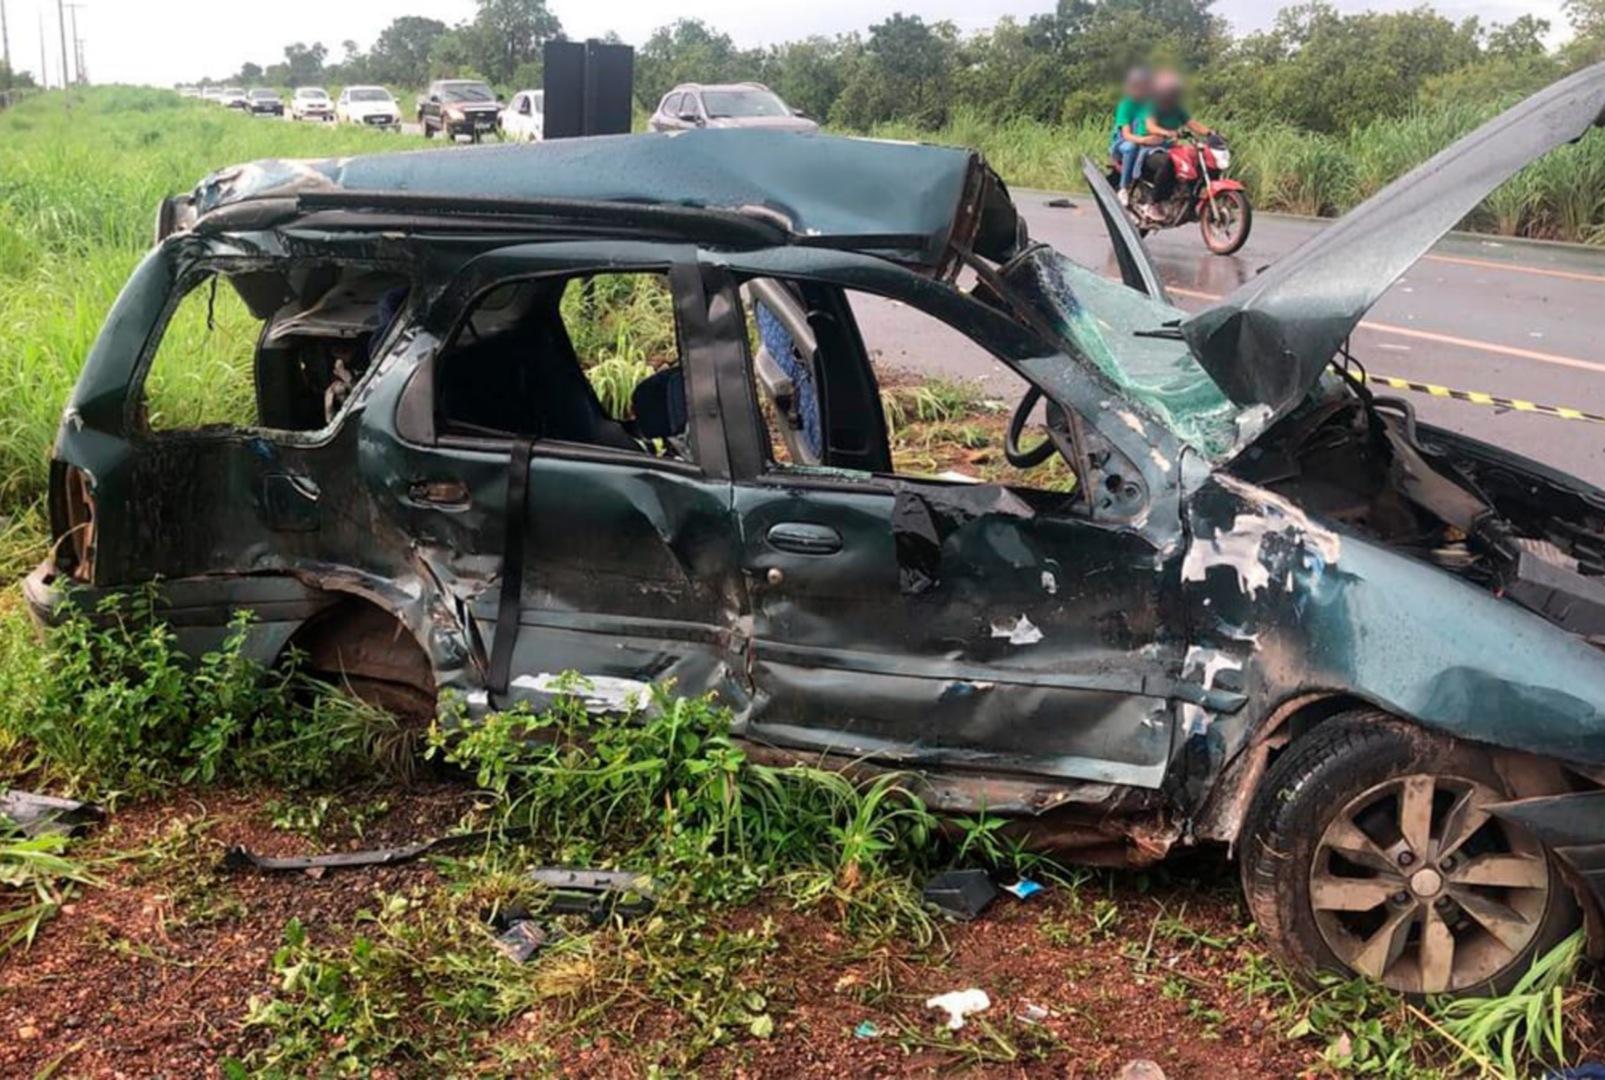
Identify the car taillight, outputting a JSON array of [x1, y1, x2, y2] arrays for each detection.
[[52, 463, 95, 582]]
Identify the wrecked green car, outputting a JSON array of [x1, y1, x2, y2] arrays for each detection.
[[27, 63, 1605, 997]]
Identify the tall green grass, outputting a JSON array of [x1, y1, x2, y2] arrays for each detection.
[[0, 87, 422, 509], [871, 105, 1605, 243]]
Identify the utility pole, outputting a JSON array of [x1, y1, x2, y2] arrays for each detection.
[[54, 0, 66, 88], [37, 5, 45, 88], [2, 0, 13, 92], [64, 1, 80, 84]]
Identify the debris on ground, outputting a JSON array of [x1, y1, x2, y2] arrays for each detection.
[[1002, 877, 1044, 900], [221, 825, 522, 873], [1045, 197, 1076, 208], [922, 868, 998, 921], [853, 1020, 881, 1039], [528, 867, 655, 923], [925, 988, 991, 1030], [1116, 1060, 1167, 1080], [1016, 1001, 1052, 1024], [494, 919, 551, 963], [0, 790, 104, 838]]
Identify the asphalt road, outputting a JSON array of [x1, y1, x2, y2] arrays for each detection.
[[854, 193, 1605, 487]]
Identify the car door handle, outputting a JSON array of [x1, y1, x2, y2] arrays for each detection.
[[766, 522, 842, 555]]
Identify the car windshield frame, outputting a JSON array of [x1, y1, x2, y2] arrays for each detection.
[[248, 90, 277, 100], [350, 88, 393, 103], [701, 89, 789, 119], [297, 89, 329, 100], [441, 82, 495, 103], [999, 247, 1259, 460]]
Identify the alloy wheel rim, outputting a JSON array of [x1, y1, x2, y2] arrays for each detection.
[[1309, 772, 1550, 993]]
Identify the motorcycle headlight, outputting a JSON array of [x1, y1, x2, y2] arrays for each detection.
[[1212, 148, 1231, 169]]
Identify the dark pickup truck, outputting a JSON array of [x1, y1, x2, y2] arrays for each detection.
[[417, 79, 500, 141]]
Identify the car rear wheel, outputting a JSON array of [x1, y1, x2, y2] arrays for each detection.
[[1240, 711, 1578, 997]]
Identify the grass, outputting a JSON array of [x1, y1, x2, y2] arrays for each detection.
[[868, 103, 1605, 243]]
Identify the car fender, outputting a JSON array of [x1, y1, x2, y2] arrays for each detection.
[[1183, 474, 1605, 776]]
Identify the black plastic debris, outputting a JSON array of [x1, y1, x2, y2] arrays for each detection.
[[495, 919, 552, 963], [0, 790, 105, 838], [1045, 198, 1076, 209], [221, 825, 529, 874], [529, 867, 655, 923], [922, 869, 998, 921]]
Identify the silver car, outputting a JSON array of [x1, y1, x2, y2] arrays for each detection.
[[648, 82, 817, 134]]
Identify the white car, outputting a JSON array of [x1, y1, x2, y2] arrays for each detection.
[[498, 89, 544, 142], [218, 87, 248, 110], [336, 85, 402, 132], [290, 87, 334, 122]]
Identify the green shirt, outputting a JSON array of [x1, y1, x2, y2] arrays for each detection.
[[1111, 96, 1143, 142], [1135, 102, 1190, 137]]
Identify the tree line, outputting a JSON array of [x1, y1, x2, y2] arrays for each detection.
[[191, 0, 1605, 136]]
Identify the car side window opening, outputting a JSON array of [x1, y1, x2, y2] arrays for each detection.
[[139, 265, 410, 435], [739, 279, 1074, 494], [435, 272, 689, 460]]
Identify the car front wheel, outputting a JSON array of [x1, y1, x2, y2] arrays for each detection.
[[1240, 711, 1578, 997]]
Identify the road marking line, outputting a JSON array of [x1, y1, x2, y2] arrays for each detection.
[[1165, 285, 1605, 376], [1360, 373, 1605, 426], [1421, 252, 1605, 285]]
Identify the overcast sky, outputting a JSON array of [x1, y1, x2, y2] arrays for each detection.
[[7, 0, 1571, 88]]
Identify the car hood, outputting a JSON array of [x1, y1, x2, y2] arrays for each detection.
[[348, 102, 395, 115], [1179, 61, 1605, 423]]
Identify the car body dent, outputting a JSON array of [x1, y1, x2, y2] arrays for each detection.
[[1185, 473, 1605, 777]]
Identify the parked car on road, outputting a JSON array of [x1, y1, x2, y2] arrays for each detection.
[[498, 89, 543, 142], [417, 79, 499, 141], [336, 85, 401, 131], [289, 87, 333, 122], [648, 82, 817, 133], [219, 87, 248, 110], [32, 65, 1605, 1001], [199, 87, 222, 103], [246, 89, 284, 117]]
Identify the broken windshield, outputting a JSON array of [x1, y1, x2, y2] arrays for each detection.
[[1001, 248, 1250, 459]]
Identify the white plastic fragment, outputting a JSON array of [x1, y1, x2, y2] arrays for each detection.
[[990, 614, 1043, 646], [925, 988, 991, 1030]]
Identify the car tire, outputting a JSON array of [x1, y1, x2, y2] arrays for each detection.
[[1239, 711, 1579, 998]]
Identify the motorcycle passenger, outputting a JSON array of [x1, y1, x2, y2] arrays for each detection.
[[1135, 70, 1215, 207], [1109, 67, 1156, 208]]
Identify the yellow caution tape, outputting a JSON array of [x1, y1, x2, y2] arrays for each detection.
[[1360, 372, 1605, 427]]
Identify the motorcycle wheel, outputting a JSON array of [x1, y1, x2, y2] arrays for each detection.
[[1200, 190, 1252, 255]]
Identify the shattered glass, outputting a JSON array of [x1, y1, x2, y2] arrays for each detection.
[[1002, 249, 1243, 459]]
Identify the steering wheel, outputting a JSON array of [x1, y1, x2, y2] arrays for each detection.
[[1005, 386, 1056, 468]]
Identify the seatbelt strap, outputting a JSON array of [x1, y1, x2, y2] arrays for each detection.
[[489, 438, 533, 697]]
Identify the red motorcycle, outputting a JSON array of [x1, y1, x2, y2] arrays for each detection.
[[1109, 132, 1252, 255]]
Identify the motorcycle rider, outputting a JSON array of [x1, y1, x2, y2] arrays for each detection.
[[1110, 67, 1158, 208], [1135, 69, 1215, 212]]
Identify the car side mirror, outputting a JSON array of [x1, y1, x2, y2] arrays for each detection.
[[429, 95, 440, 104], [792, 108, 809, 118], [679, 111, 700, 124]]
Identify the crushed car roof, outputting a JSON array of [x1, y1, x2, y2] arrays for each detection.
[[176, 130, 1023, 271]]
